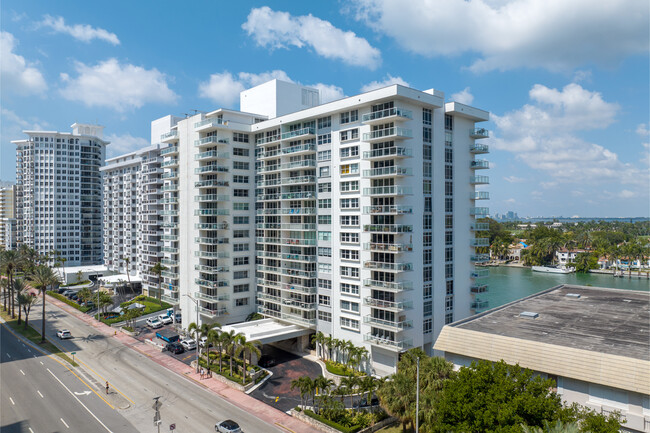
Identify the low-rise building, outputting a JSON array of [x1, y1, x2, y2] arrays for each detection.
[[434, 284, 650, 432]]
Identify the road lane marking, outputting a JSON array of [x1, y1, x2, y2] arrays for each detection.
[[75, 357, 135, 405], [9, 397, 15, 405], [47, 369, 114, 433], [40, 361, 43, 365], [6, 352, 10, 358], [28, 428, 34, 433], [60, 418, 69, 429], [37, 390, 44, 398], [74, 391, 91, 396], [20, 369, 25, 375]]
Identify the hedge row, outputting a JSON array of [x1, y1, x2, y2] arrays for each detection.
[[47, 291, 91, 313], [303, 409, 362, 433]]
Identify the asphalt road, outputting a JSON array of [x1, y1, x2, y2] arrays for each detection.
[[22, 299, 284, 433], [0, 323, 138, 433]]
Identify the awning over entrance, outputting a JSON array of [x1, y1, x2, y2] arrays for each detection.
[[220, 319, 311, 345]]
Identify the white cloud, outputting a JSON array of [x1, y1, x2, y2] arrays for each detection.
[[619, 190, 635, 199], [572, 70, 592, 83], [105, 133, 149, 157], [360, 74, 409, 93], [242, 7, 381, 69], [39, 15, 119, 45], [492, 82, 646, 190], [198, 70, 344, 106], [505, 198, 516, 204], [451, 87, 474, 105], [348, 0, 649, 72], [503, 175, 525, 183], [0, 31, 47, 95], [59, 58, 177, 112]]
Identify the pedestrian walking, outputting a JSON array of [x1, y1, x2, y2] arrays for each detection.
[[200, 368, 204, 379], [105, 381, 109, 394]]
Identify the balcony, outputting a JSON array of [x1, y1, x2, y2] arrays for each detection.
[[471, 254, 490, 263], [471, 283, 489, 293], [470, 207, 489, 216], [363, 224, 413, 233], [199, 306, 228, 317], [195, 222, 229, 230], [194, 251, 230, 259], [162, 184, 178, 191], [257, 193, 281, 202], [281, 253, 317, 262], [363, 242, 413, 252], [471, 191, 490, 200], [471, 268, 490, 278], [282, 143, 316, 155], [284, 238, 317, 246], [161, 294, 179, 305], [362, 167, 412, 178], [364, 297, 413, 311], [195, 236, 229, 245], [363, 334, 412, 351], [194, 209, 229, 216], [471, 222, 490, 231], [160, 210, 178, 216], [361, 107, 413, 124], [280, 312, 316, 327], [160, 146, 178, 156], [161, 171, 178, 180], [194, 194, 230, 202], [256, 135, 281, 146], [470, 143, 489, 154], [256, 207, 316, 215], [161, 246, 178, 253], [195, 264, 229, 273], [281, 127, 316, 141], [363, 205, 413, 215], [160, 131, 178, 143], [363, 186, 412, 196], [161, 234, 178, 241], [363, 261, 413, 272], [195, 278, 228, 288], [470, 175, 489, 185], [363, 146, 412, 160], [194, 136, 229, 147], [471, 299, 489, 312], [195, 150, 229, 161], [364, 316, 413, 331], [281, 192, 315, 200], [195, 291, 229, 302], [471, 238, 490, 247], [194, 117, 227, 131], [161, 259, 177, 266], [195, 165, 229, 175], [470, 128, 489, 139], [161, 270, 178, 279], [470, 160, 490, 170], [282, 175, 316, 185], [363, 127, 412, 142], [195, 179, 230, 188]]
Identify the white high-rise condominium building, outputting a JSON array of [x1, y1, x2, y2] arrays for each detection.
[[101, 143, 167, 296], [150, 79, 489, 375], [13, 124, 107, 265], [0, 185, 17, 250]]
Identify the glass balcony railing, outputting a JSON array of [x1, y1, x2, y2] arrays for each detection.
[[470, 207, 489, 216], [198, 306, 228, 317], [194, 179, 230, 188], [195, 278, 228, 288], [194, 251, 230, 259], [471, 238, 490, 247], [363, 334, 412, 350], [363, 186, 412, 196], [195, 291, 229, 302], [194, 209, 229, 216], [470, 128, 489, 138], [470, 175, 489, 185], [470, 160, 490, 169], [471, 191, 490, 200], [471, 299, 489, 312], [195, 150, 229, 161], [361, 107, 413, 123], [470, 283, 489, 293], [194, 165, 229, 174], [195, 237, 229, 245], [363, 242, 413, 252], [364, 297, 413, 311], [363, 316, 413, 330], [194, 117, 226, 129], [194, 136, 229, 146], [471, 268, 490, 278], [362, 146, 412, 159], [471, 222, 490, 231], [194, 194, 230, 202], [363, 205, 413, 214], [363, 224, 413, 233], [160, 131, 178, 141], [363, 127, 412, 141], [363, 261, 413, 271], [362, 166, 412, 177], [160, 146, 178, 156], [470, 143, 489, 153]]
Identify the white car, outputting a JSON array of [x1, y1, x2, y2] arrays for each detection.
[[180, 339, 196, 350], [158, 314, 173, 325], [215, 420, 241, 433], [57, 329, 72, 339], [146, 317, 163, 329]]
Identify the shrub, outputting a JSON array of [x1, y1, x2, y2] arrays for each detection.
[[325, 360, 363, 377], [47, 291, 91, 313], [123, 326, 133, 332], [303, 409, 361, 433]]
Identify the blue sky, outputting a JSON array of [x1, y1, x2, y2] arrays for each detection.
[[1, 0, 648, 217]]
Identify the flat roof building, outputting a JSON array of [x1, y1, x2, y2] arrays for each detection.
[[434, 284, 650, 432]]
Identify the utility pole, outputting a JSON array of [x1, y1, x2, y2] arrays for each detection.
[[416, 356, 420, 433], [153, 396, 162, 433]]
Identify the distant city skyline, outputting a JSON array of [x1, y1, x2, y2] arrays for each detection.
[[1, 0, 648, 217]]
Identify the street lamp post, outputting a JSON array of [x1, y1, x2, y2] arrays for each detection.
[[416, 356, 420, 433], [183, 294, 200, 373]]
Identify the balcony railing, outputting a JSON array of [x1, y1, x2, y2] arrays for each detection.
[[470, 143, 489, 153], [195, 179, 229, 188], [363, 224, 413, 233], [470, 283, 489, 293], [363, 334, 412, 351], [471, 191, 490, 200], [195, 236, 229, 245], [364, 297, 413, 311], [361, 107, 413, 123], [195, 165, 229, 174], [470, 128, 489, 138], [195, 278, 228, 288], [195, 291, 229, 302], [470, 175, 489, 185], [195, 150, 229, 161], [281, 127, 315, 141], [363, 261, 413, 271], [194, 117, 227, 129], [198, 306, 228, 317], [281, 192, 315, 200], [255, 207, 316, 215], [471, 299, 489, 312], [471, 254, 490, 263], [470, 160, 489, 169], [194, 251, 230, 259], [160, 146, 178, 156], [194, 265, 228, 273], [362, 127, 412, 142], [364, 316, 413, 330], [194, 194, 230, 202], [194, 209, 229, 216], [471, 238, 490, 247], [471, 268, 490, 278], [363, 205, 413, 215], [160, 130, 178, 140], [282, 143, 316, 154], [471, 222, 490, 231], [195, 222, 229, 230], [363, 186, 412, 196], [362, 166, 412, 177], [470, 207, 489, 216], [194, 136, 229, 147], [362, 147, 412, 159], [363, 242, 413, 252]]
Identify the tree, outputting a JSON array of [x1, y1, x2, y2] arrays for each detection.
[[77, 288, 93, 305], [76, 270, 84, 284], [122, 256, 133, 296], [522, 420, 580, 433], [17, 288, 38, 330], [291, 376, 314, 409], [573, 253, 597, 273], [1, 249, 20, 317], [188, 321, 220, 372], [205, 326, 222, 373], [13, 279, 27, 324], [96, 291, 113, 314], [219, 329, 238, 377], [28, 265, 59, 343], [235, 334, 261, 385], [339, 375, 359, 408], [311, 331, 325, 359], [149, 261, 168, 305], [324, 335, 334, 361], [313, 376, 335, 413]]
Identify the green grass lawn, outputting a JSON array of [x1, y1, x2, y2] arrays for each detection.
[[377, 422, 413, 433], [0, 308, 78, 367]]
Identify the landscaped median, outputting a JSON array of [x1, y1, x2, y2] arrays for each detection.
[[99, 295, 172, 325], [0, 308, 78, 367]]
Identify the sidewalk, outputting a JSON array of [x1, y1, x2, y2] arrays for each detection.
[[46, 295, 320, 433]]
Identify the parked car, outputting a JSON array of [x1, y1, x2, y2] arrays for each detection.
[[258, 356, 276, 368], [158, 314, 173, 325], [199, 336, 213, 348], [57, 329, 72, 339], [180, 339, 196, 350], [165, 342, 184, 354], [63, 290, 76, 298], [146, 317, 163, 329], [215, 420, 241, 433]]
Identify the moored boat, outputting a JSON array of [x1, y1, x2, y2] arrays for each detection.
[[531, 265, 574, 274]]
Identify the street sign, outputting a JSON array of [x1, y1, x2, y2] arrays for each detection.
[[71, 352, 76, 355], [170, 424, 176, 431], [152, 400, 162, 411]]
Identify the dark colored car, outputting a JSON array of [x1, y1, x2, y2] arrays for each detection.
[[258, 356, 276, 368], [165, 342, 184, 354]]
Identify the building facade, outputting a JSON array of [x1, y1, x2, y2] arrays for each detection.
[[13, 124, 107, 265], [0, 185, 17, 250]]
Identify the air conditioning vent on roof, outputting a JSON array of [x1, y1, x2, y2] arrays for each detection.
[[519, 311, 539, 319], [566, 293, 581, 299]]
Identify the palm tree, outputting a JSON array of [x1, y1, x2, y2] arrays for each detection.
[[350, 346, 368, 372], [188, 321, 220, 371], [235, 335, 262, 384], [333, 339, 344, 363], [28, 265, 59, 343], [149, 261, 168, 305], [359, 375, 377, 410], [205, 326, 222, 373], [311, 331, 325, 359], [96, 291, 114, 315], [13, 279, 27, 324], [223, 330, 240, 377], [1, 249, 20, 317], [0, 278, 7, 312], [324, 335, 334, 361], [291, 376, 313, 410], [215, 330, 231, 373], [339, 375, 359, 408], [122, 256, 132, 297], [313, 376, 335, 413], [77, 287, 93, 305]]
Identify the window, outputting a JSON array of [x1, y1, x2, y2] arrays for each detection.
[[340, 198, 359, 209], [423, 162, 432, 177], [234, 284, 249, 293], [423, 145, 432, 160], [233, 161, 249, 170], [340, 317, 360, 330], [423, 180, 431, 194], [319, 182, 331, 193], [233, 216, 249, 224], [424, 300, 433, 317], [318, 263, 332, 273], [318, 199, 331, 209], [341, 250, 359, 261], [233, 175, 249, 183], [340, 146, 359, 158], [340, 181, 359, 192], [319, 279, 332, 290], [341, 299, 360, 312], [233, 270, 248, 279], [423, 127, 432, 143], [318, 311, 332, 322], [318, 150, 331, 161], [424, 284, 432, 299], [233, 256, 249, 266], [445, 181, 453, 196], [340, 129, 359, 142], [234, 243, 249, 252], [234, 189, 249, 197], [341, 266, 359, 278], [423, 108, 432, 125], [423, 318, 432, 334], [318, 247, 332, 257], [340, 283, 359, 295], [318, 215, 331, 225], [423, 266, 432, 281], [317, 133, 331, 145], [445, 247, 453, 262], [318, 231, 331, 241], [340, 163, 359, 175], [233, 147, 249, 156], [445, 263, 453, 278], [445, 114, 453, 131], [233, 202, 249, 211], [340, 215, 359, 226], [235, 297, 249, 306], [340, 232, 359, 243], [423, 249, 432, 264], [340, 110, 358, 124], [445, 197, 453, 213], [445, 165, 453, 180], [445, 215, 453, 229], [233, 133, 249, 143], [445, 232, 453, 246], [319, 295, 331, 306], [424, 197, 432, 212], [445, 148, 453, 163], [319, 166, 330, 178], [233, 230, 249, 238], [317, 116, 331, 129], [423, 215, 432, 230]]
